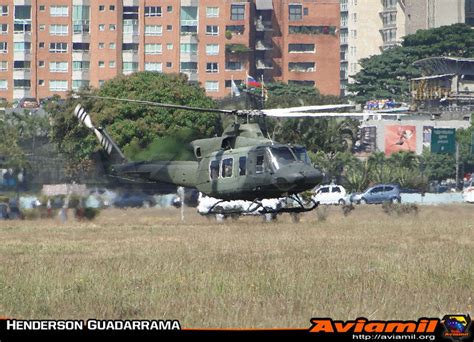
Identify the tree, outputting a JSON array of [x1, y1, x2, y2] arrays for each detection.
[[49, 72, 221, 178], [348, 24, 474, 103]]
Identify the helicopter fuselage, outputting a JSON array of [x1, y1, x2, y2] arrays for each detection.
[[112, 141, 322, 201]]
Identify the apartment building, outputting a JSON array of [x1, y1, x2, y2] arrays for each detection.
[[340, 0, 406, 96], [0, 0, 340, 102]]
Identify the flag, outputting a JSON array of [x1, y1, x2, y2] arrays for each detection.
[[231, 79, 240, 97], [246, 74, 262, 88]]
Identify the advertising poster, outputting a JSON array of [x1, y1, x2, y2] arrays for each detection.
[[353, 126, 377, 157], [423, 126, 433, 149], [384, 125, 416, 156]]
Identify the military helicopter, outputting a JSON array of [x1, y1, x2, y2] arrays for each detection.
[[74, 96, 406, 216]]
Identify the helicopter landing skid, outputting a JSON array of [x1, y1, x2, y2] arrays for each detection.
[[200, 195, 319, 217]]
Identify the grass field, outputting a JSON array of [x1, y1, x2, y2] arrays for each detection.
[[0, 205, 473, 328]]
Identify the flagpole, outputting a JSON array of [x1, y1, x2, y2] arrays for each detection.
[[231, 75, 234, 97], [261, 75, 264, 109]]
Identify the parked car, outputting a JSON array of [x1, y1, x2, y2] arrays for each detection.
[[350, 184, 401, 204], [312, 184, 349, 205], [113, 193, 156, 208], [17, 97, 39, 109]]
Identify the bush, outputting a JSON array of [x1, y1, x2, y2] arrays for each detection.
[[83, 208, 100, 221], [23, 209, 40, 220], [382, 202, 419, 216]]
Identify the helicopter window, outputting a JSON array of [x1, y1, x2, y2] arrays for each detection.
[[292, 147, 310, 164], [222, 158, 233, 178], [210, 160, 219, 180], [239, 156, 246, 176], [256, 155, 264, 174], [268, 147, 296, 169]]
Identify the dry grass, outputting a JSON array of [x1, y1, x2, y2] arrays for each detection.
[[0, 205, 473, 328]]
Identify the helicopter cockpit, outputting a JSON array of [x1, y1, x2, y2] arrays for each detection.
[[267, 146, 298, 170]]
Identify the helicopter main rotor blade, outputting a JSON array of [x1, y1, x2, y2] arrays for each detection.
[[83, 95, 237, 115], [261, 104, 355, 115], [266, 112, 407, 118]]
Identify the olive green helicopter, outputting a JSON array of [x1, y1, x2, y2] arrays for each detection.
[[74, 96, 404, 216]]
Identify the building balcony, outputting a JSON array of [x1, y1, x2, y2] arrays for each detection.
[[122, 51, 139, 62], [255, 19, 273, 32], [13, 89, 32, 100], [72, 51, 90, 61], [13, 32, 32, 42], [13, 51, 32, 61], [180, 35, 198, 44], [72, 33, 90, 43], [72, 70, 90, 80], [179, 53, 198, 63], [226, 43, 251, 54], [123, 33, 140, 44], [181, 71, 198, 82], [13, 70, 31, 80], [255, 40, 273, 51], [381, 6, 397, 13], [256, 60, 273, 70]]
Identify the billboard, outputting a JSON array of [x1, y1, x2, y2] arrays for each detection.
[[431, 128, 456, 154], [384, 125, 416, 156]]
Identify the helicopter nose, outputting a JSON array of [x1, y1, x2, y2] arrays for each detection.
[[304, 167, 323, 187]]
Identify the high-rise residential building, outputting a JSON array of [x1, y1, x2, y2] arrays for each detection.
[[467, 0, 474, 25], [340, 0, 406, 96], [0, 0, 340, 102], [405, 0, 466, 35]]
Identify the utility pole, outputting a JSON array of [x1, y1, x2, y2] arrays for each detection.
[[455, 142, 460, 190]]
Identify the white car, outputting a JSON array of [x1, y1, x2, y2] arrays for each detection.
[[312, 185, 348, 205], [462, 182, 474, 203]]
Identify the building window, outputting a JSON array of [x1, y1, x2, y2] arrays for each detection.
[[206, 62, 218, 73], [109, 61, 115, 68], [50, 80, 68, 91], [167, 43, 173, 50], [144, 6, 162, 17], [39, 24, 45, 31], [166, 25, 172, 31], [180, 43, 197, 55], [72, 61, 89, 70], [123, 19, 139, 35], [166, 62, 172, 68], [206, 44, 219, 55], [206, 25, 219, 36], [39, 5, 45, 12], [0, 61, 7, 71], [288, 43, 315, 53], [13, 61, 30, 70], [98, 24, 105, 31], [167, 6, 173, 12], [38, 61, 45, 67], [304, 8, 309, 16], [205, 81, 219, 92], [99, 5, 105, 12], [225, 61, 242, 71], [109, 42, 116, 49], [50, 61, 68, 72], [288, 62, 316, 72], [38, 80, 45, 86], [49, 42, 67, 53], [72, 80, 89, 90], [98, 42, 104, 49], [0, 6, 8, 16], [180, 62, 197, 72], [122, 43, 138, 52], [0, 80, 7, 90], [145, 62, 162, 72], [14, 79, 31, 89], [0, 24, 7, 34], [109, 5, 115, 11], [14, 42, 31, 52], [72, 5, 90, 34], [14, 6, 31, 20], [123, 6, 138, 20], [206, 7, 219, 18], [50, 24, 68, 36], [98, 61, 105, 68], [109, 24, 116, 31], [289, 4, 302, 21], [145, 25, 162, 36], [72, 43, 89, 51], [288, 80, 315, 87], [351, 29, 357, 39], [145, 43, 162, 55], [0, 42, 7, 53], [123, 62, 138, 74], [50, 6, 68, 17], [230, 4, 245, 20]]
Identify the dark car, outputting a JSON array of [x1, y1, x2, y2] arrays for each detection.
[[113, 193, 156, 208], [351, 184, 401, 204], [18, 97, 39, 109]]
